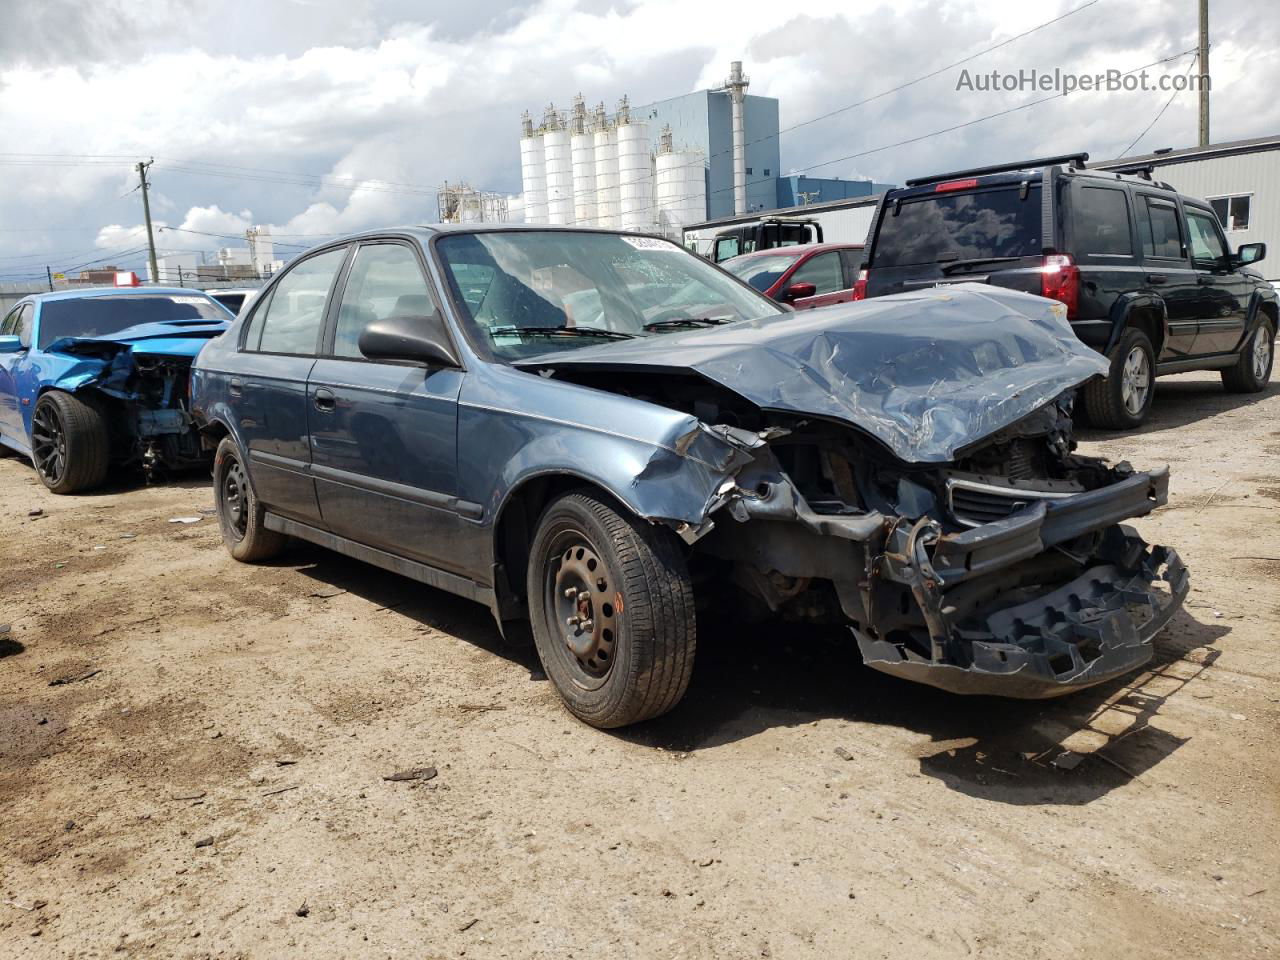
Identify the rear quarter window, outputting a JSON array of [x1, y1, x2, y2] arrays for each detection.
[[1073, 186, 1134, 258]]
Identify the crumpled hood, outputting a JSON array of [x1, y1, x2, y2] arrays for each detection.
[[46, 319, 229, 359], [517, 284, 1109, 463]]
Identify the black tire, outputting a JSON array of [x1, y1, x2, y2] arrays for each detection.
[[1222, 319, 1275, 393], [1079, 328, 1156, 430], [30, 391, 110, 494], [213, 436, 286, 562], [526, 491, 696, 729]]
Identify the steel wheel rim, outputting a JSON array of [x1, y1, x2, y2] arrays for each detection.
[[222, 457, 249, 540], [1120, 346, 1151, 416], [31, 402, 67, 486], [1253, 328, 1272, 381], [543, 532, 618, 689]]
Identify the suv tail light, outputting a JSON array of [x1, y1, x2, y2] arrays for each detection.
[[852, 269, 868, 301], [1040, 254, 1079, 317]]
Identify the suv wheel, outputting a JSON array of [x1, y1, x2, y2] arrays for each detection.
[[213, 436, 287, 562], [30, 391, 110, 494], [527, 491, 696, 729], [1080, 328, 1155, 430], [1222, 319, 1275, 393]]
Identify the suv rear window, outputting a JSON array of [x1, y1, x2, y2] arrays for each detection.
[[1073, 186, 1133, 257], [871, 185, 1042, 268]]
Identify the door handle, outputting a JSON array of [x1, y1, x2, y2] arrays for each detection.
[[1197, 276, 1214, 286], [1145, 274, 1167, 285], [229, 377, 243, 397], [313, 388, 336, 412]]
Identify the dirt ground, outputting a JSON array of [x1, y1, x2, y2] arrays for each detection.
[[1, 370, 1277, 959]]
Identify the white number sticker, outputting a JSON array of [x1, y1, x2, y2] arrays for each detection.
[[620, 235, 680, 252], [170, 296, 210, 305]]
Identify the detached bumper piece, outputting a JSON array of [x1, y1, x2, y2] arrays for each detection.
[[856, 469, 1188, 697]]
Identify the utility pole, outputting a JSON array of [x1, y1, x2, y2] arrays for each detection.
[[46, 266, 54, 292], [136, 159, 160, 284], [1198, 0, 1210, 147]]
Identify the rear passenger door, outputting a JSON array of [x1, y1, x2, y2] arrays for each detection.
[[1184, 204, 1249, 355], [234, 244, 351, 525], [307, 240, 467, 574], [1135, 193, 1198, 360], [787, 251, 854, 309]]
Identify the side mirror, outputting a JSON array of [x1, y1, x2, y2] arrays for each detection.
[[781, 282, 817, 302], [0, 335, 23, 354], [358, 313, 460, 368], [1236, 242, 1266, 267]]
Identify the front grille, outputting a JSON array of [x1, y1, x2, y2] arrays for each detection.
[[947, 478, 1073, 527]]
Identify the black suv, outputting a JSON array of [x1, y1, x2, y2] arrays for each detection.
[[860, 153, 1277, 428]]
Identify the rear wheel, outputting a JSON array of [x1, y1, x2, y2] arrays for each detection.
[[31, 391, 110, 494], [1080, 328, 1155, 430], [1222, 319, 1275, 393], [213, 436, 286, 562], [527, 491, 696, 729]]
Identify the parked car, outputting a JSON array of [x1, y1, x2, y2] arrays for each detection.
[[0, 287, 232, 493], [860, 153, 1278, 428], [206, 288, 258, 315], [723, 242, 866, 308], [708, 217, 822, 263], [192, 226, 1186, 728]]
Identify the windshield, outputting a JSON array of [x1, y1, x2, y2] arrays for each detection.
[[723, 253, 801, 292], [437, 231, 782, 361], [39, 294, 229, 349], [872, 185, 1042, 268]]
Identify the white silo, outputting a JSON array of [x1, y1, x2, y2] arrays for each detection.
[[519, 111, 547, 225], [569, 95, 597, 227], [541, 105, 573, 226], [592, 102, 619, 229], [615, 96, 654, 233], [655, 128, 707, 240]]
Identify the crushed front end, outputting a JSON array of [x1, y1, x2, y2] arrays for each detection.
[[685, 395, 1188, 699]]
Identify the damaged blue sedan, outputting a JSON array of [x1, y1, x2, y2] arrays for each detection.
[[0, 287, 232, 493], [191, 226, 1187, 728]]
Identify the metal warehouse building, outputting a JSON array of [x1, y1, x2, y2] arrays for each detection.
[[1094, 134, 1280, 281]]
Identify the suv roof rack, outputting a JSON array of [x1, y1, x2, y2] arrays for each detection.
[[904, 152, 1090, 187]]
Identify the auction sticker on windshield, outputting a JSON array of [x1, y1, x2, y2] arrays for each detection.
[[621, 236, 680, 252]]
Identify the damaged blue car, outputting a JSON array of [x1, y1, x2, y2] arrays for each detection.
[[191, 227, 1188, 728], [0, 287, 232, 493]]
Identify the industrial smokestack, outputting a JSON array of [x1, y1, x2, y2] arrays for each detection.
[[725, 61, 749, 216]]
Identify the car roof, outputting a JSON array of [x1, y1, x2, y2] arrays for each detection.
[[28, 286, 221, 304], [886, 165, 1180, 202], [732, 242, 864, 261]]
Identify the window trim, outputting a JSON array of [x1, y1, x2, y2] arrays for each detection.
[[239, 243, 353, 357], [319, 237, 459, 367], [15, 304, 34, 349], [1205, 191, 1253, 232], [1136, 194, 1188, 263]]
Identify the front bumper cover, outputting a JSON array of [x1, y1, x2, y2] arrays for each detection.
[[854, 467, 1188, 698]]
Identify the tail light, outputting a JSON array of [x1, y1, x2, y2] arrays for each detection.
[[852, 269, 868, 301], [1040, 254, 1079, 317]]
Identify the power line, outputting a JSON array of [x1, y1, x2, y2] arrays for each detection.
[[1119, 54, 1199, 157]]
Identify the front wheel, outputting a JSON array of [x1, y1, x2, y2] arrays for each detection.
[[31, 391, 110, 494], [1222, 320, 1275, 393], [213, 436, 287, 562], [527, 491, 696, 729], [1080, 328, 1156, 430]]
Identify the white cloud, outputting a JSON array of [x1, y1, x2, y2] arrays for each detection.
[[2, 0, 1278, 273]]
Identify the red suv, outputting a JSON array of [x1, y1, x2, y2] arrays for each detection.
[[723, 243, 866, 309]]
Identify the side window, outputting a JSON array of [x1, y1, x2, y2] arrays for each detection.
[[790, 252, 844, 294], [1138, 198, 1185, 260], [1185, 210, 1228, 265], [0, 305, 19, 336], [716, 237, 740, 261], [16, 305, 33, 348], [333, 244, 434, 359], [1074, 187, 1133, 257], [251, 247, 348, 354]]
